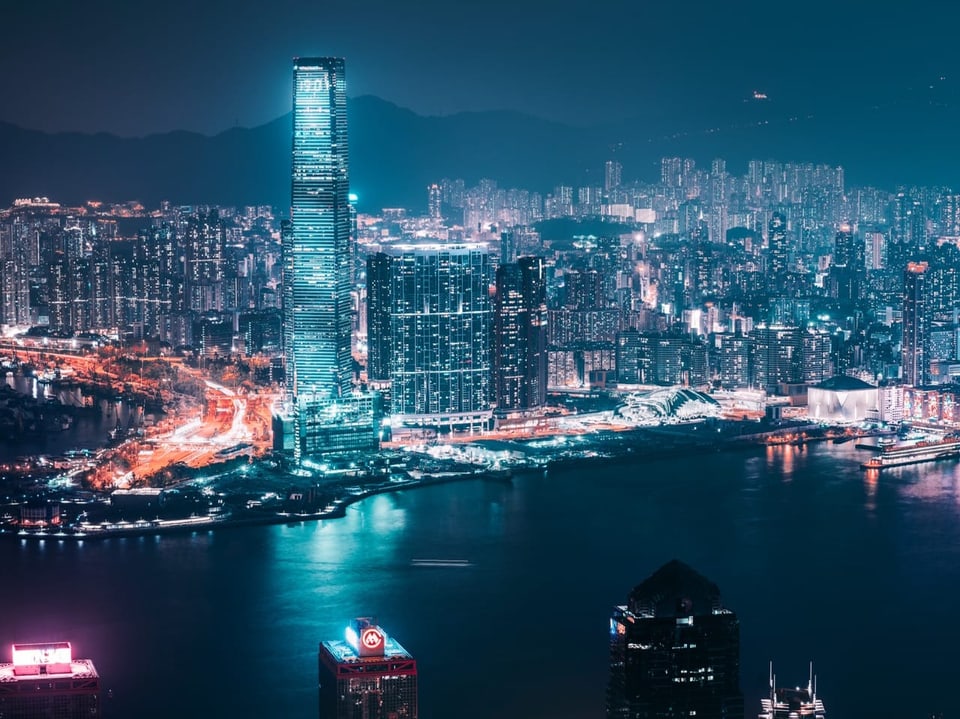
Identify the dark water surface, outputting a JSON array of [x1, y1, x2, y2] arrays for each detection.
[[3, 441, 958, 718]]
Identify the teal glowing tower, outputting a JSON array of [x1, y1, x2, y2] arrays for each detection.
[[285, 57, 378, 460]]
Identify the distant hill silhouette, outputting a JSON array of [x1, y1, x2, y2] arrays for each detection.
[[2, 90, 959, 213]]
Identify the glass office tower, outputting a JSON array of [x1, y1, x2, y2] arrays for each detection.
[[286, 57, 377, 460]]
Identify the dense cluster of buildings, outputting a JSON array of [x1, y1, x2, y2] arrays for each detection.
[[4, 55, 960, 459], [0, 200, 283, 359]]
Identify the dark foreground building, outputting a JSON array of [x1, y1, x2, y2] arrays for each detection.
[[319, 618, 417, 719], [607, 560, 743, 719], [0, 642, 100, 718]]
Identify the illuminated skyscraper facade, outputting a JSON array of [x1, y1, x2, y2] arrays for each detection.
[[286, 57, 377, 460], [902, 261, 929, 386], [494, 257, 547, 414], [607, 561, 742, 719], [319, 619, 418, 719], [768, 212, 789, 282], [387, 243, 492, 430], [365, 252, 393, 382]]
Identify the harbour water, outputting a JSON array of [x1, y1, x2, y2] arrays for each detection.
[[2, 440, 959, 718], [0, 374, 142, 461]]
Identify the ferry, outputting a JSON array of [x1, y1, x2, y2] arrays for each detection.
[[860, 435, 960, 470]]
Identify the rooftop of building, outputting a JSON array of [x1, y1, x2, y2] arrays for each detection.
[[0, 659, 99, 683], [627, 559, 726, 618], [320, 638, 413, 665], [813, 376, 876, 391]]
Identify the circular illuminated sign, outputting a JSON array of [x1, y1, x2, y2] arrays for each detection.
[[360, 627, 384, 651]]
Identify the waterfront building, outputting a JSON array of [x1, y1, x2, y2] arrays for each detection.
[[0, 642, 100, 718], [319, 618, 417, 719], [493, 256, 547, 415], [616, 329, 647, 385], [715, 332, 752, 389], [806, 376, 878, 422], [902, 261, 929, 386], [750, 326, 804, 394], [607, 560, 743, 719], [385, 242, 492, 432], [285, 57, 378, 460], [802, 330, 833, 384]]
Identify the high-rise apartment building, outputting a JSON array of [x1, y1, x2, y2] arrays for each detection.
[[386, 243, 492, 431], [365, 252, 393, 382], [285, 57, 378, 460], [750, 325, 804, 393], [319, 618, 417, 719], [0, 642, 100, 718], [605, 160, 623, 193], [493, 257, 547, 415], [768, 212, 789, 283], [607, 560, 743, 719], [903, 261, 930, 386]]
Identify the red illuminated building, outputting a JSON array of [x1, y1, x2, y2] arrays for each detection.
[[0, 642, 100, 718], [318, 618, 417, 719]]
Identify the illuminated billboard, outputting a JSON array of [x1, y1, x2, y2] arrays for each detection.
[[11, 642, 72, 675]]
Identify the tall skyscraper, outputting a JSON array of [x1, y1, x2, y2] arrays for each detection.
[[285, 57, 378, 460], [493, 257, 547, 415], [607, 560, 743, 719], [319, 618, 418, 719], [902, 261, 930, 386], [427, 183, 442, 219], [0, 642, 100, 718], [288, 57, 352, 399]]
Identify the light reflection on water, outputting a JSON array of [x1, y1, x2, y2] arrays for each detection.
[[3, 441, 960, 719]]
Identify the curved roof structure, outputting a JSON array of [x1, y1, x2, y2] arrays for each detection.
[[615, 388, 721, 423], [814, 376, 875, 391]]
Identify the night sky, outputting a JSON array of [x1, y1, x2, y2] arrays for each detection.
[[1, 0, 956, 137]]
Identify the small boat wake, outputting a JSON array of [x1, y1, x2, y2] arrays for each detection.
[[410, 558, 474, 568]]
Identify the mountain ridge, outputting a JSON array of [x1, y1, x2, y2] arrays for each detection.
[[2, 93, 959, 213]]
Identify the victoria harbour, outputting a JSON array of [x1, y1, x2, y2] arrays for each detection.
[[5, 442, 957, 719]]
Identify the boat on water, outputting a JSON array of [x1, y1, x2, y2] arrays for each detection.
[[409, 559, 473, 568], [861, 435, 960, 470]]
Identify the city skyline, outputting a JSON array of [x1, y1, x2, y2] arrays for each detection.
[[3, 14, 960, 718]]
